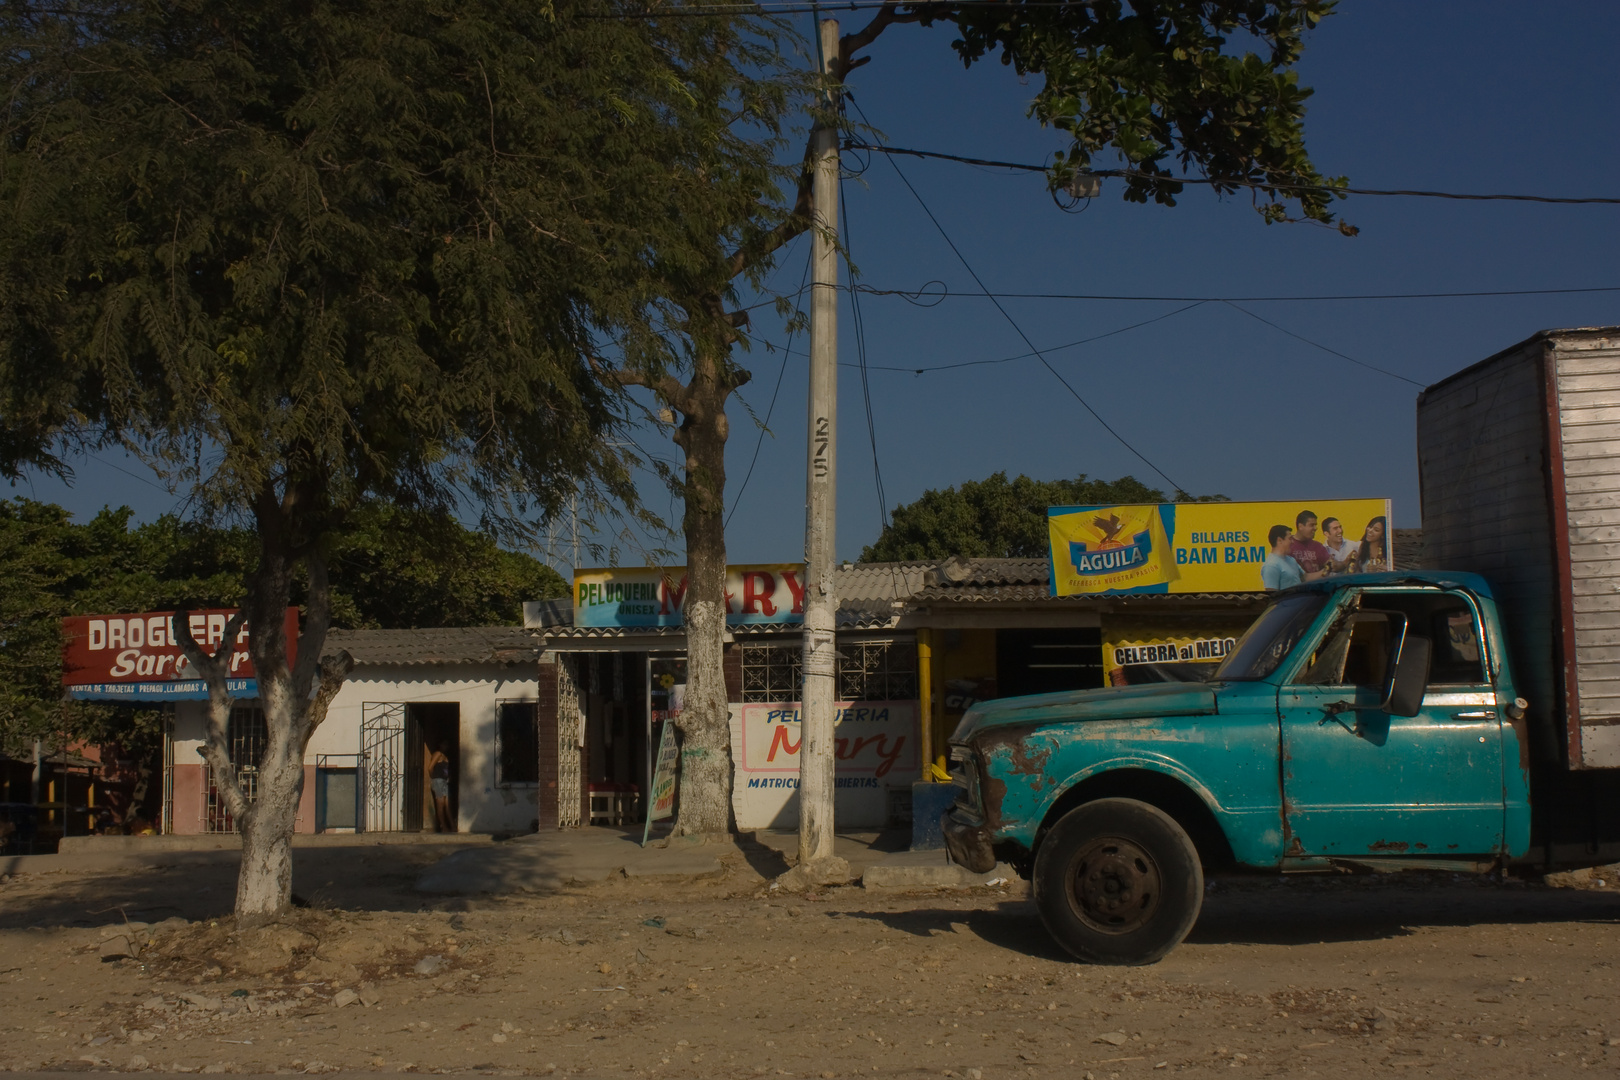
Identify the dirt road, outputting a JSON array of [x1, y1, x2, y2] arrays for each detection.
[[1, 841, 1617, 1078]]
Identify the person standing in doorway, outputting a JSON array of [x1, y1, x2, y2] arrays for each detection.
[[427, 742, 454, 833]]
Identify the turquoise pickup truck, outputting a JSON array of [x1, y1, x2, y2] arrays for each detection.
[[942, 571, 1537, 965]]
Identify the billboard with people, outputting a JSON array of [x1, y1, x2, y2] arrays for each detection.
[[1048, 499, 1393, 596]]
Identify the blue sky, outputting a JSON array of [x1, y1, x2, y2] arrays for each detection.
[[15, 0, 1620, 572]]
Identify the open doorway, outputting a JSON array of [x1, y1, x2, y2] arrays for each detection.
[[407, 703, 460, 833], [575, 653, 649, 825]]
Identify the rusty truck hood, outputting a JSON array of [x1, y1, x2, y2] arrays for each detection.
[[951, 682, 1220, 745]]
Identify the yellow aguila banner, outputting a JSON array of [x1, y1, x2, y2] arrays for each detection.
[[1048, 505, 1179, 594], [1049, 499, 1393, 596]]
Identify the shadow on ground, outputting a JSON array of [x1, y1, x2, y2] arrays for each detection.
[[0, 843, 478, 928], [831, 875, 1620, 961]]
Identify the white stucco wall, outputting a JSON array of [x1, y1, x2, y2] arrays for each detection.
[[171, 662, 541, 835], [324, 663, 540, 834]]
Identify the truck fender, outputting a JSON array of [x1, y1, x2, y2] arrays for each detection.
[[1032, 759, 1239, 872]]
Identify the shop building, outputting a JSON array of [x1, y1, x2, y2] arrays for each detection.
[[65, 524, 1422, 838]]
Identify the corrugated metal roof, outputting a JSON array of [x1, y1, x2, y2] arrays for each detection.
[[920, 556, 1049, 588], [836, 562, 932, 602], [327, 626, 544, 667]]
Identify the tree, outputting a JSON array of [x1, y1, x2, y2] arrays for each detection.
[[325, 503, 567, 629], [0, 0, 768, 919], [0, 496, 564, 768], [620, 0, 1341, 840], [860, 473, 1173, 562]]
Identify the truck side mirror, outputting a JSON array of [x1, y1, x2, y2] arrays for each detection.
[[1383, 635, 1432, 717]]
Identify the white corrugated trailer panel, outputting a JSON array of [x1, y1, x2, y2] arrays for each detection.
[[1417, 335, 1564, 762], [1552, 335, 1620, 766]]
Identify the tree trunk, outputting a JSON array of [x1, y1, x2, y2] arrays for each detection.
[[177, 521, 349, 926], [235, 745, 303, 919], [671, 369, 735, 839]]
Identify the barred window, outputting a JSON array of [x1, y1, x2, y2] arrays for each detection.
[[838, 640, 918, 701], [739, 639, 917, 703], [740, 643, 801, 703]]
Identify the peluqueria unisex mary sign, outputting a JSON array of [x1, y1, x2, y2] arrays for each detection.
[[1048, 498, 1393, 596]]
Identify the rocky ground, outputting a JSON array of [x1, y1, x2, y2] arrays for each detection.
[[2, 840, 1618, 1078]]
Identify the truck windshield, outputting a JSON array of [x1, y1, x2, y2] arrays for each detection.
[[1215, 593, 1330, 681]]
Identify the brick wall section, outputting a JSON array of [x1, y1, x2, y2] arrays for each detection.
[[536, 660, 559, 829], [723, 642, 743, 704]]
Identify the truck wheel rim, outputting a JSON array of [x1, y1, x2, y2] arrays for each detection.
[[1066, 836, 1162, 935]]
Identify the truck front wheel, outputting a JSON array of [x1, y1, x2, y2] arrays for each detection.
[[1033, 797, 1204, 965]]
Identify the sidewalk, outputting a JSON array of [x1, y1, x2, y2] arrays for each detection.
[[413, 826, 1016, 895], [1, 831, 488, 878], [3, 825, 1017, 896]]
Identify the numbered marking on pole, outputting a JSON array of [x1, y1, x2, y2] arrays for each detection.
[[813, 415, 830, 479]]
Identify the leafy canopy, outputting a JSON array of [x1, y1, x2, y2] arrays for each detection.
[[0, 0, 795, 543], [860, 472, 1227, 562], [0, 498, 566, 757], [920, 0, 1347, 225]]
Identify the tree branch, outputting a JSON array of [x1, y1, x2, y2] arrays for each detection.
[[588, 356, 693, 416], [290, 550, 330, 701], [726, 139, 815, 281], [174, 608, 251, 823], [838, 2, 923, 68]]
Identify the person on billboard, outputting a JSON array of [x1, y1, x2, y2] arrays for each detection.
[[1353, 516, 1390, 572], [1287, 510, 1333, 577], [1261, 525, 1305, 590], [1320, 516, 1358, 574]]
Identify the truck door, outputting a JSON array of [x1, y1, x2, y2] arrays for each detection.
[[1279, 589, 1506, 858]]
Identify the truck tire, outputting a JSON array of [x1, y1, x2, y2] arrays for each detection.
[[1033, 797, 1204, 966]]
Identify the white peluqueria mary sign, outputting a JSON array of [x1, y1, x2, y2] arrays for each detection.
[[728, 700, 919, 830]]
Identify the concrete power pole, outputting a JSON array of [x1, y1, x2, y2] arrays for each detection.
[[796, 16, 850, 885]]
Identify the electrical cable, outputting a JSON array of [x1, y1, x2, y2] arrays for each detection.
[[586, 0, 1169, 17], [860, 301, 1207, 373], [1221, 302, 1425, 388], [846, 143, 1620, 205], [726, 243, 814, 527], [845, 94, 1184, 494], [840, 175, 890, 527], [768, 281, 1620, 304]]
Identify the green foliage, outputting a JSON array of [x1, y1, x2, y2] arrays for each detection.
[[0, 497, 565, 756], [927, 0, 1349, 226], [860, 472, 1227, 562], [0, 0, 796, 543], [325, 504, 567, 630]]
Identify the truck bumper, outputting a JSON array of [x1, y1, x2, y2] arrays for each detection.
[[942, 807, 997, 874]]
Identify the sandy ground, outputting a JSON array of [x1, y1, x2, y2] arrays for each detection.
[[1, 839, 1618, 1079]]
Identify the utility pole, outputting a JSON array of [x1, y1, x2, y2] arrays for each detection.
[[797, 16, 850, 885]]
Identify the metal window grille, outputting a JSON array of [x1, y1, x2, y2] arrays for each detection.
[[740, 643, 802, 703], [837, 639, 919, 702], [741, 639, 919, 703], [555, 657, 583, 827], [361, 702, 407, 832], [205, 704, 267, 833]]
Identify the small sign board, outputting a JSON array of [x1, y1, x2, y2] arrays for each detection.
[[642, 721, 681, 846]]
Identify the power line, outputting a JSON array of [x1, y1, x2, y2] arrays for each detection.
[[588, 1, 1135, 17], [841, 176, 890, 526], [847, 142, 1620, 206], [847, 96, 1184, 494], [787, 281, 1620, 304], [1222, 302, 1425, 388], [727, 242, 813, 527], [852, 301, 1208, 373]]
